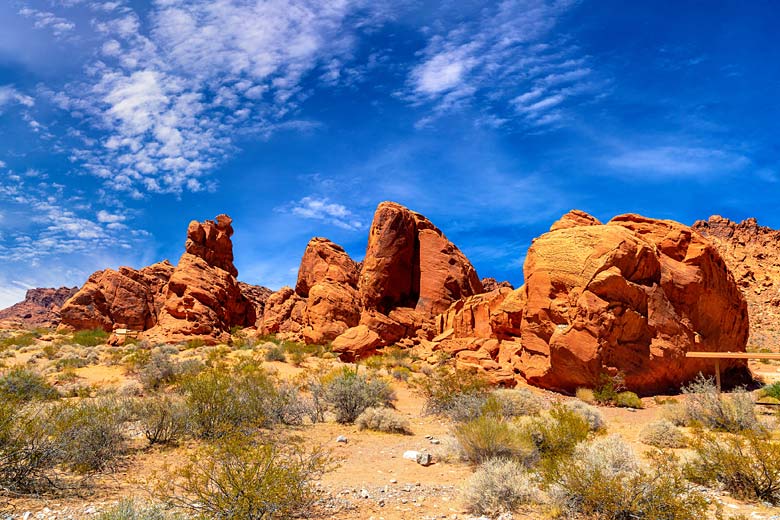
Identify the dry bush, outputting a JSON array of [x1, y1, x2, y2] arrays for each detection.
[[686, 429, 780, 504], [454, 415, 538, 465], [614, 391, 643, 409], [356, 407, 412, 434], [0, 367, 59, 401], [550, 435, 709, 519], [416, 365, 490, 420], [138, 347, 203, 390], [133, 394, 189, 446], [575, 387, 596, 404], [96, 500, 184, 520], [660, 403, 688, 426], [323, 367, 395, 424], [462, 458, 541, 516], [157, 434, 331, 520], [682, 375, 759, 432], [491, 388, 546, 417], [563, 400, 605, 432], [639, 420, 687, 449]]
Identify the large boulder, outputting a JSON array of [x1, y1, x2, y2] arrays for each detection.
[[359, 201, 482, 316], [0, 287, 78, 329], [513, 213, 749, 394], [59, 261, 175, 332], [143, 215, 252, 344]]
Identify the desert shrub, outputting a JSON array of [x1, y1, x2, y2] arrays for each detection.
[[614, 391, 643, 409], [96, 500, 184, 520], [0, 367, 58, 401], [323, 367, 395, 424], [264, 382, 311, 426], [134, 395, 189, 445], [52, 397, 127, 473], [0, 401, 62, 493], [686, 429, 780, 504], [72, 328, 109, 347], [56, 356, 90, 370], [416, 365, 490, 419], [523, 405, 590, 465], [761, 382, 780, 400], [0, 332, 37, 350], [550, 435, 709, 519], [138, 347, 203, 390], [179, 368, 273, 438], [575, 387, 596, 404], [660, 403, 688, 426], [356, 407, 412, 434], [592, 372, 625, 404], [282, 341, 324, 365], [491, 388, 546, 417], [639, 420, 687, 449], [391, 366, 411, 381], [563, 400, 605, 432], [682, 375, 759, 432], [264, 345, 286, 362], [454, 415, 537, 464], [462, 458, 540, 516], [158, 434, 330, 519]]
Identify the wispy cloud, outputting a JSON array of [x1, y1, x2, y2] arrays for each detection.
[[285, 196, 365, 231], [406, 0, 603, 128], [0, 85, 34, 111], [606, 146, 750, 178], [46, 0, 385, 196], [18, 7, 76, 37]]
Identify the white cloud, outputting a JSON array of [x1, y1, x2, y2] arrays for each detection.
[[607, 146, 750, 178], [287, 196, 365, 230], [18, 7, 76, 37], [0, 85, 34, 111], [407, 0, 601, 128], [96, 210, 126, 224], [54, 0, 385, 196]]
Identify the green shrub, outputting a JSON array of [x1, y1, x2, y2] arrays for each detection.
[[0, 401, 62, 493], [614, 391, 643, 409], [133, 395, 189, 445], [52, 397, 127, 474], [323, 367, 395, 424], [96, 500, 184, 520], [264, 345, 286, 362], [550, 436, 709, 519], [639, 420, 687, 449], [416, 365, 490, 419], [0, 367, 58, 401], [356, 407, 412, 434], [56, 356, 89, 369], [523, 405, 590, 465], [682, 375, 759, 432], [592, 372, 625, 404], [686, 429, 780, 504], [158, 434, 331, 519], [179, 368, 271, 438], [454, 415, 537, 464], [462, 458, 540, 516], [0, 332, 37, 350], [72, 328, 109, 347], [761, 382, 780, 400]]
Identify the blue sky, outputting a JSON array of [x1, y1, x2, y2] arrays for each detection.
[[0, 0, 778, 307]]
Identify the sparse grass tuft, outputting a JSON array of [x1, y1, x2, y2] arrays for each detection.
[[71, 328, 109, 347], [462, 458, 541, 516], [356, 407, 412, 434]]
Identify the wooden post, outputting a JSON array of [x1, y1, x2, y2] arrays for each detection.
[[715, 358, 721, 394]]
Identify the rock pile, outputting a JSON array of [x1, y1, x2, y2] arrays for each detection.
[[0, 286, 78, 328]]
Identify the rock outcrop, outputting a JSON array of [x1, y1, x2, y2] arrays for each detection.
[[142, 215, 254, 345], [60, 215, 269, 345], [693, 216, 780, 350], [436, 210, 750, 394], [0, 287, 78, 329], [259, 202, 484, 361], [59, 261, 175, 332]]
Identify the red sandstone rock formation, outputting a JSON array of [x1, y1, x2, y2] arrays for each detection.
[[693, 216, 780, 350], [0, 287, 78, 329], [59, 261, 175, 332], [143, 215, 253, 345], [435, 210, 750, 394]]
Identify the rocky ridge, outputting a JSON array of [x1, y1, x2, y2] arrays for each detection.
[[0, 287, 78, 328], [693, 215, 780, 350]]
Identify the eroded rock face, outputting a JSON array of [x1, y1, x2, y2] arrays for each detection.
[[693, 216, 780, 350], [549, 209, 603, 232], [143, 215, 252, 345], [59, 261, 175, 332], [0, 287, 78, 329], [515, 213, 749, 394], [359, 201, 483, 316]]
